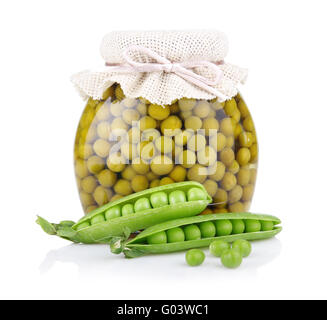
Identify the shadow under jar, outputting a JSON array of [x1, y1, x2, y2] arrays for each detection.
[[74, 83, 258, 215]]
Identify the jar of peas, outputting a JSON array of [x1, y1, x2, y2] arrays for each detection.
[[72, 31, 257, 214]]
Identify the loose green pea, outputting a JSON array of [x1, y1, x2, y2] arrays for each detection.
[[134, 198, 152, 212], [232, 239, 252, 257], [245, 219, 261, 233], [76, 221, 90, 231], [185, 249, 205, 266], [167, 227, 185, 243], [122, 203, 134, 216], [105, 206, 121, 220], [221, 248, 242, 268], [260, 220, 274, 231], [147, 231, 167, 244], [150, 191, 168, 208], [90, 214, 105, 225], [231, 219, 245, 234], [209, 240, 230, 257], [187, 187, 207, 201], [184, 225, 201, 241], [215, 219, 233, 236], [198, 221, 216, 238], [169, 190, 186, 204]]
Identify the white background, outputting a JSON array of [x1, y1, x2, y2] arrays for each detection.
[[0, 0, 326, 300]]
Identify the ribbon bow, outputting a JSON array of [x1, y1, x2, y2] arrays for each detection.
[[105, 45, 228, 100]]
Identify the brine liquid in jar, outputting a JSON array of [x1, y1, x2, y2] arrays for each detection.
[[74, 83, 258, 214]]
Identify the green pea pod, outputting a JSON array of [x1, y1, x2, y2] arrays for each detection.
[[36, 181, 212, 244], [118, 213, 282, 258]]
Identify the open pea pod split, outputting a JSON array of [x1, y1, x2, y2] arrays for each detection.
[[115, 213, 282, 258], [36, 181, 212, 244]]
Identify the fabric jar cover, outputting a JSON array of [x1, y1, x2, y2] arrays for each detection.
[[71, 30, 248, 105]]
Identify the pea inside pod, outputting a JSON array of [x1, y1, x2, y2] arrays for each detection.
[[118, 213, 282, 258], [37, 181, 212, 244]]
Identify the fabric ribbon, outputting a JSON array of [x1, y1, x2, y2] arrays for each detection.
[[104, 45, 228, 100]]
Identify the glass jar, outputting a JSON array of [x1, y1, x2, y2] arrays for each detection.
[[74, 83, 258, 214]]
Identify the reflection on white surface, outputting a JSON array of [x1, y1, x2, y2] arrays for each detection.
[[40, 238, 282, 278]]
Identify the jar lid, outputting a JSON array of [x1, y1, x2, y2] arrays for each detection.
[[72, 30, 248, 104]]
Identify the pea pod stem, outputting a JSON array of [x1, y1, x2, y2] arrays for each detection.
[[36, 216, 79, 243]]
